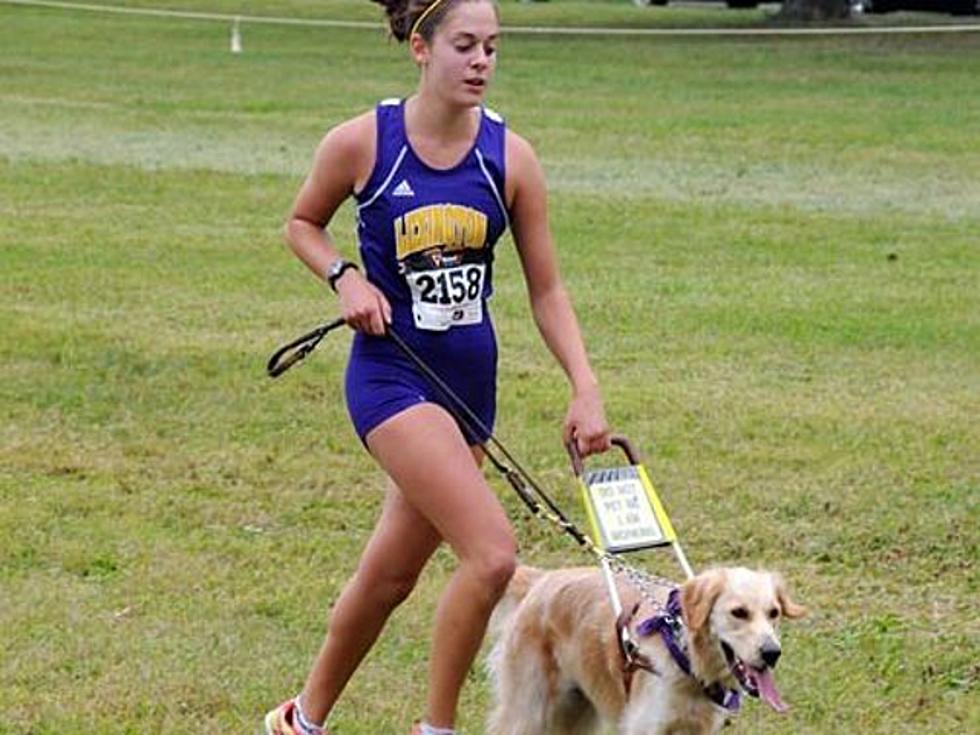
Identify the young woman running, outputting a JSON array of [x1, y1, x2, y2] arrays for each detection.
[[265, 1, 610, 733]]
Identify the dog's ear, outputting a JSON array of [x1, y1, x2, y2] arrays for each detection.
[[680, 569, 725, 633], [774, 574, 807, 620]]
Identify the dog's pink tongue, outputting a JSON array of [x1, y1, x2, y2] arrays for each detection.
[[752, 667, 788, 713]]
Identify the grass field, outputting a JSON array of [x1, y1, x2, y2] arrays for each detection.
[[1, 1, 978, 733]]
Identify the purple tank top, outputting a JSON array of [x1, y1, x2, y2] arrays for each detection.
[[354, 98, 510, 333]]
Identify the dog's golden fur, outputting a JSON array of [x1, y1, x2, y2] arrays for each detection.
[[487, 565, 805, 735]]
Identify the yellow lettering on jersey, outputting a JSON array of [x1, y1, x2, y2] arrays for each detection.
[[395, 204, 488, 259]]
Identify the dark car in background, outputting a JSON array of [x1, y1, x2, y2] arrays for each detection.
[[864, 0, 978, 13], [640, 0, 978, 13]]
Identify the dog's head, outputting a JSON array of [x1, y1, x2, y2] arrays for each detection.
[[680, 567, 805, 712]]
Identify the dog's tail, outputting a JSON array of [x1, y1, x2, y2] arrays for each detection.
[[488, 564, 543, 640]]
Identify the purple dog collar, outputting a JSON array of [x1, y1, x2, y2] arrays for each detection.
[[636, 589, 742, 713]]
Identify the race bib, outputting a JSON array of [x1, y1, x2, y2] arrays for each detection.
[[405, 263, 485, 331]]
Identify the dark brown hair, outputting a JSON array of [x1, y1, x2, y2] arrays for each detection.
[[372, 0, 487, 43], [370, 0, 448, 42]]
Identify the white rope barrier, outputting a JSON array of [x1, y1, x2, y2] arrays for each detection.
[[2, 0, 979, 36]]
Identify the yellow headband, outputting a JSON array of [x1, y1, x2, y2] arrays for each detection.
[[410, 0, 449, 39]]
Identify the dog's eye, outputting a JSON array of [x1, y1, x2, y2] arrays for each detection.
[[730, 607, 749, 620], [769, 608, 780, 620]]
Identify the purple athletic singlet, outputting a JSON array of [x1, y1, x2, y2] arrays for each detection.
[[345, 98, 511, 444]]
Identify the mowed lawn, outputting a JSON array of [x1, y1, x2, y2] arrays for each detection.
[[1, 2, 978, 733]]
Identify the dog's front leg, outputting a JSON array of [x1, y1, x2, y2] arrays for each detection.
[[617, 693, 673, 735], [486, 662, 553, 735], [619, 703, 725, 735]]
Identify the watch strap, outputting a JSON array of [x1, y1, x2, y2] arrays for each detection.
[[327, 260, 359, 292]]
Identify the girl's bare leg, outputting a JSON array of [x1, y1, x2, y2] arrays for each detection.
[[366, 404, 517, 729], [299, 479, 443, 724]]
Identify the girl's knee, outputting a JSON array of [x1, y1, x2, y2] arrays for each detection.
[[488, 552, 518, 595], [472, 543, 517, 596]]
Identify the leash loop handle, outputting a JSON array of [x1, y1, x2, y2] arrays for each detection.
[[267, 317, 346, 378]]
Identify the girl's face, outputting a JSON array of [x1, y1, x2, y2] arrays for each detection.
[[415, 0, 499, 107]]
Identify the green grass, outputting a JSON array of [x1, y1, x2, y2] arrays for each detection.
[[1, 2, 978, 733]]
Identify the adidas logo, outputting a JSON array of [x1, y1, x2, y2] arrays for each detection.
[[392, 179, 415, 197]]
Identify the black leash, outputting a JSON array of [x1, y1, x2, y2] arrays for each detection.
[[267, 319, 590, 548]]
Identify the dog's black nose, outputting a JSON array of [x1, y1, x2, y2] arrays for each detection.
[[760, 641, 782, 668]]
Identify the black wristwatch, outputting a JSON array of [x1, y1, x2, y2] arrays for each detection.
[[327, 259, 359, 292]]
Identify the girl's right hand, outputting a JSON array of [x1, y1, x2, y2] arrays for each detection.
[[336, 270, 391, 336]]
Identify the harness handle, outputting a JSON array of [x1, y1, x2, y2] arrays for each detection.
[[566, 434, 642, 476]]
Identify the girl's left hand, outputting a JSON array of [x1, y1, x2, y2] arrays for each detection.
[[564, 386, 611, 457]]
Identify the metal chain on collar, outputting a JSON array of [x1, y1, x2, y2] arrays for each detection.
[[519, 485, 675, 613], [606, 554, 676, 612]]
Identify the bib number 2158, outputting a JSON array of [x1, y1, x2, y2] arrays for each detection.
[[406, 263, 485, 331]]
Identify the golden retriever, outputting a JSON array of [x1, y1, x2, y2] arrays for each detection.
[[487, 565, 805, 735]]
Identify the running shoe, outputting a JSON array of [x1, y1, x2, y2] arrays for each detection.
[[264, 699, 330, 735], [264, 699, 312, 735]]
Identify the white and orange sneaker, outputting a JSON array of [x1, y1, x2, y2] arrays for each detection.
[[264, 699, 329, 735], [264, 699, 299, 735]]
